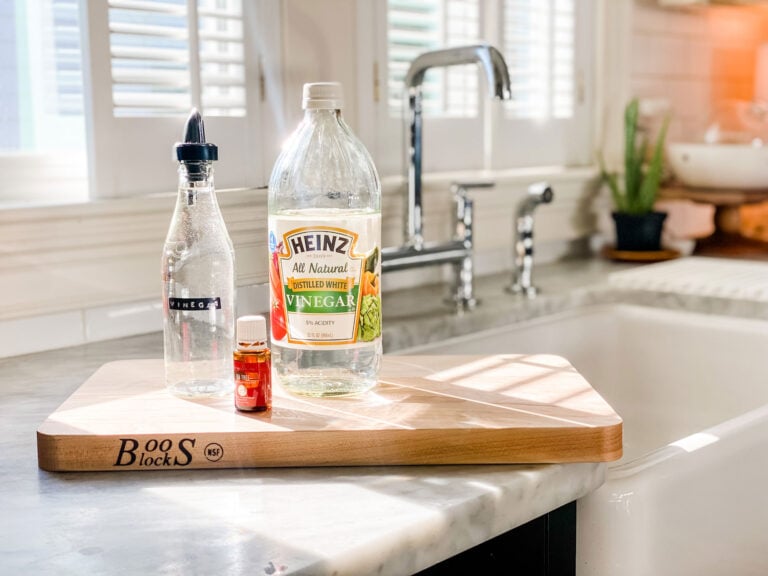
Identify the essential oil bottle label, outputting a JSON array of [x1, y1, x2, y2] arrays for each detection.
[[234, 358, 271, 411], [269, 213, 381, 348]]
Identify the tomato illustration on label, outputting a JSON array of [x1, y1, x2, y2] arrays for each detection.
[[269, 241, 287, 341]]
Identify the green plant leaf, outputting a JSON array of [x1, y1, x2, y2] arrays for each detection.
[[637, 114, 670, 213], [628, 135, 648, 214], [598, 150, 624, 211], [624, 99, 640, 203], [603, 98, 671, 214]]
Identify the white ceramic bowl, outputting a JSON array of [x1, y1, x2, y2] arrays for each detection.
[[667, 142, 768, 190]]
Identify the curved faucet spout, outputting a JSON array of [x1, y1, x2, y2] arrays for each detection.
[[508, 182, 554, 298], [516, 181, 554, 219], [403, 44, 512, 250], [405, 44, 512, 100]]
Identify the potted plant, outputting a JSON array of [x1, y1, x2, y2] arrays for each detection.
[[601, 98, 670, 252]]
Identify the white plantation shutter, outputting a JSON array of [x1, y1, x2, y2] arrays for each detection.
[[107, 0, 245, 117], [82, 0, 260, 198], [108, 0, 191, 116], [387, 0, 479, 118], [377, 0, 483, 174], [491, 0, 591, 168], [503, 0, 575, 120]]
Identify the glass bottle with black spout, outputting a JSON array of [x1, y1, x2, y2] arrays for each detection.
[[162, 109, 235, 398]]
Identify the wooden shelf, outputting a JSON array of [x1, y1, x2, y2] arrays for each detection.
[[660, 183, 768, 206]]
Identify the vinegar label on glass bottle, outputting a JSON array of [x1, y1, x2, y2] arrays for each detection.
[[268, 213, 381, 348]]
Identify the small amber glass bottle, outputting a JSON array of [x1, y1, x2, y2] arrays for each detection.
[[234, 315, 272, 412]]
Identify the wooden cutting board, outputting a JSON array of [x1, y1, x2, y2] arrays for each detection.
[[37, 355, 622, 472]]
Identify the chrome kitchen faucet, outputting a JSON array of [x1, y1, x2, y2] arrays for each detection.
[[381, 44, 512, 310]]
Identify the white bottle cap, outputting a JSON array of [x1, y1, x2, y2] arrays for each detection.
[[302, 82, 344, 110], [237, 315, 267, 343]]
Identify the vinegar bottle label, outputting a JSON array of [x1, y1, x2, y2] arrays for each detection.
[[269, 214, 381, 348]]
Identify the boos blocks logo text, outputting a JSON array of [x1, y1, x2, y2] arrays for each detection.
[[113, 438, 225, 468]]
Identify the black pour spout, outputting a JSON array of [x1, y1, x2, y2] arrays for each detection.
[[174, 108, 218, 163]]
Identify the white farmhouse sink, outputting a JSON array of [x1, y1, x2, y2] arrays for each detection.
[[667, 142, 768, 190], [407, 303, 768, 576]]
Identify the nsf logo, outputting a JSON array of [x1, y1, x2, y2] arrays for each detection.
[[204, 442, 224, 462]]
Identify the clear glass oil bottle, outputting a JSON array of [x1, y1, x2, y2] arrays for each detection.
[[268, 82, 382, 397], [162, 110, 235, 398]]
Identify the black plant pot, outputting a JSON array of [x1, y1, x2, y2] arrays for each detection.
[[612, 211, 667, 252]]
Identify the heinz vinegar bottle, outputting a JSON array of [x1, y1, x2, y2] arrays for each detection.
[[162, 109, 235, 398], [268, 82, 382, 397]]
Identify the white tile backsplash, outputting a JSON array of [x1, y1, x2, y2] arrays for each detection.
[[0, 311, 84, 358], [628, 1, 767, 144], [81, 285, 270, 346], [84, 300, 163, 343], [632, 2, 669, 34], [630, 1, 768, 142], [631, 33, 668, 76], [666, 36, 695, 77], [0, 285, 272, 360], [669, 79, 711, 120], [685, 40, 712, 78], [235, 284, 270, 317], [632, 29, 710, 79], [659, 7, 708, 38]]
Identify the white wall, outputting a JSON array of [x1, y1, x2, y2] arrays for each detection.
[[280, 0, 361, 137]]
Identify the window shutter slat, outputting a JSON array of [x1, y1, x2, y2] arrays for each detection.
[[197, 8, 241, 20], [200, 71, 245, 86], [109, 22, 189, 39], [198, 29, 242, 42], [108, 1, 189, 117], [111, 47, 189, 61], [198, 53, 243, 65], [112, 68, 188, 83], [112, 93, 190, 108], [108, 0, 186, 15]]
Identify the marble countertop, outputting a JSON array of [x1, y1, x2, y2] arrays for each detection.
[[4, 256, 762, 575], [383, 256, 768, 352]]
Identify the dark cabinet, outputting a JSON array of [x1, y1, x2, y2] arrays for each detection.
[[415, 501, 576, 576]]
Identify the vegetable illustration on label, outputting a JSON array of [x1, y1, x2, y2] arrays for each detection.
[[358, 246, 381, 342]]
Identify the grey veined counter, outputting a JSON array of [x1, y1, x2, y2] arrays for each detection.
[[7, 256, 761, 575]]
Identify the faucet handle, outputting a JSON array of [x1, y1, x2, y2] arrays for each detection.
[[451, 181, 495, 198], [451, 182, 493, 246]]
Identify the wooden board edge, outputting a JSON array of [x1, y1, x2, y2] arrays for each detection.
[[36, 422, 624, 472], [37, 430, 57, 472]]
